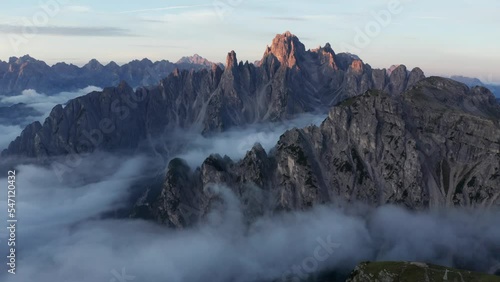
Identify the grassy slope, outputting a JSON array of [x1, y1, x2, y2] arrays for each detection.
[[347, 261, 500, 282]]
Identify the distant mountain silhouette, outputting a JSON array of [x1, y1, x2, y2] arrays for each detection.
[[0, 54, 221, 96]]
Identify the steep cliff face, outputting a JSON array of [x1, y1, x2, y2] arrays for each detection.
[[139, 77, 500, 227], [2, 32, 424, 159], [2, 69, 223, 159]]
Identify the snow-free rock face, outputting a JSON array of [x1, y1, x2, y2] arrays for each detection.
[[176, 54, 222, 70], [261, 31, 307, 68], [0, 55, 219, 96], [137, 77, 500, 227], [2, 32, 424, 159]]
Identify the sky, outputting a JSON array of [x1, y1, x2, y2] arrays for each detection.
[[0, 0, 499, 83]]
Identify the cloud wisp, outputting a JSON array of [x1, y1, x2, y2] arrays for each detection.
[[170, 113, 327, 168], [0, 86, 102, 119], [260, 16, 309, 22], [0, 86, 101, 150], [0, 24, 135, 37], [64, 5, 92, 13], [116, 4, 213, 14]]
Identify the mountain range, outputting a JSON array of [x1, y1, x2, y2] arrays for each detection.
[[3, 31, 500, 216], [0, 54, 220, 96], [133, 76, 500, 227], [451, 75, 500, 97], [2, 31, 500, 282], [2, 31, 425, 160]]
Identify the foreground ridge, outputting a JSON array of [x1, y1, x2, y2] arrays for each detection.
[[134, 77, 500, 227], [346, 261, 500, 282]]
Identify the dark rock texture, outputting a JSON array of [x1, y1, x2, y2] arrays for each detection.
[[2, 32, 424, 159], [346, 261, 500, 282], [138, 77, 500, 227]]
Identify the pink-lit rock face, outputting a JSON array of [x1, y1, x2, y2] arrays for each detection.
[[350, 59, 364, 73], [225, 50, 238, 69], [2, 32, 431, 160], [261, 31, 306, 68], [311, 43, 339, 70]]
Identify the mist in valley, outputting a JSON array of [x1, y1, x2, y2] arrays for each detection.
[[1, 117, 499, 282], [0, 86, 102, 151]]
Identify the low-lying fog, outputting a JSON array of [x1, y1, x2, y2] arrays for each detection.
[[0, 86, 102, 150], [1, 109, 499, 282]]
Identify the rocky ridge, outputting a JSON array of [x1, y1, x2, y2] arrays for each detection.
[[451, 75, 500, 96], [346, 261, 500, 282], [2, 32, 425, 160], [176, 54, 223, 70], [0, 54, 220, 96], [136, 77, 500, 228]]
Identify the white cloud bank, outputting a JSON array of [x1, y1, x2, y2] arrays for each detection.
[[0, 86, 102, 151], [0, 152, 498, 282]]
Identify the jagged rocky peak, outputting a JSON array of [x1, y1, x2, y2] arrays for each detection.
[[0, 53, 218, 96], [261, 31, 306, 68], [7, 54, 49, 72], [407, 76, 499, 118], [407, 67, 425, 85], [176, 54, 223, 71], [1, 31, 430, 159], [5, 55, 43, 66], [141, 58, 153, 65], [135, 77, 500, 228], [84, 58, 104, 71], [10, 54, 38, 64], [334, 52, 362, 71], [105, 61, 120, 69], [225, 50, 238, 69], [390, 64, 407, 75], [311, 42, 338, 70], [177, 54, 212, 66]]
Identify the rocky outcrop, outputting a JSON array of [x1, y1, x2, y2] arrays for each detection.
[[176, 54, 223, 70], [346, 261, 500, 282], [2, 32, 425, 160], [138, 77, 500, 227], [261, 31, 307, 69], [0, 55, 220, 96], [451, 75, 500, 96]]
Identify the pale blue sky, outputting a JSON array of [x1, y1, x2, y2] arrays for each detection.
[[0, 0, 499, 83]]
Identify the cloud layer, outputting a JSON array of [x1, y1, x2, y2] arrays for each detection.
[[0, 150, 499, 282], [0, 24, 135, 37], [0, 97, 498, 281], [0, 86, 101, 151], [171, 113, 327, 167]]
